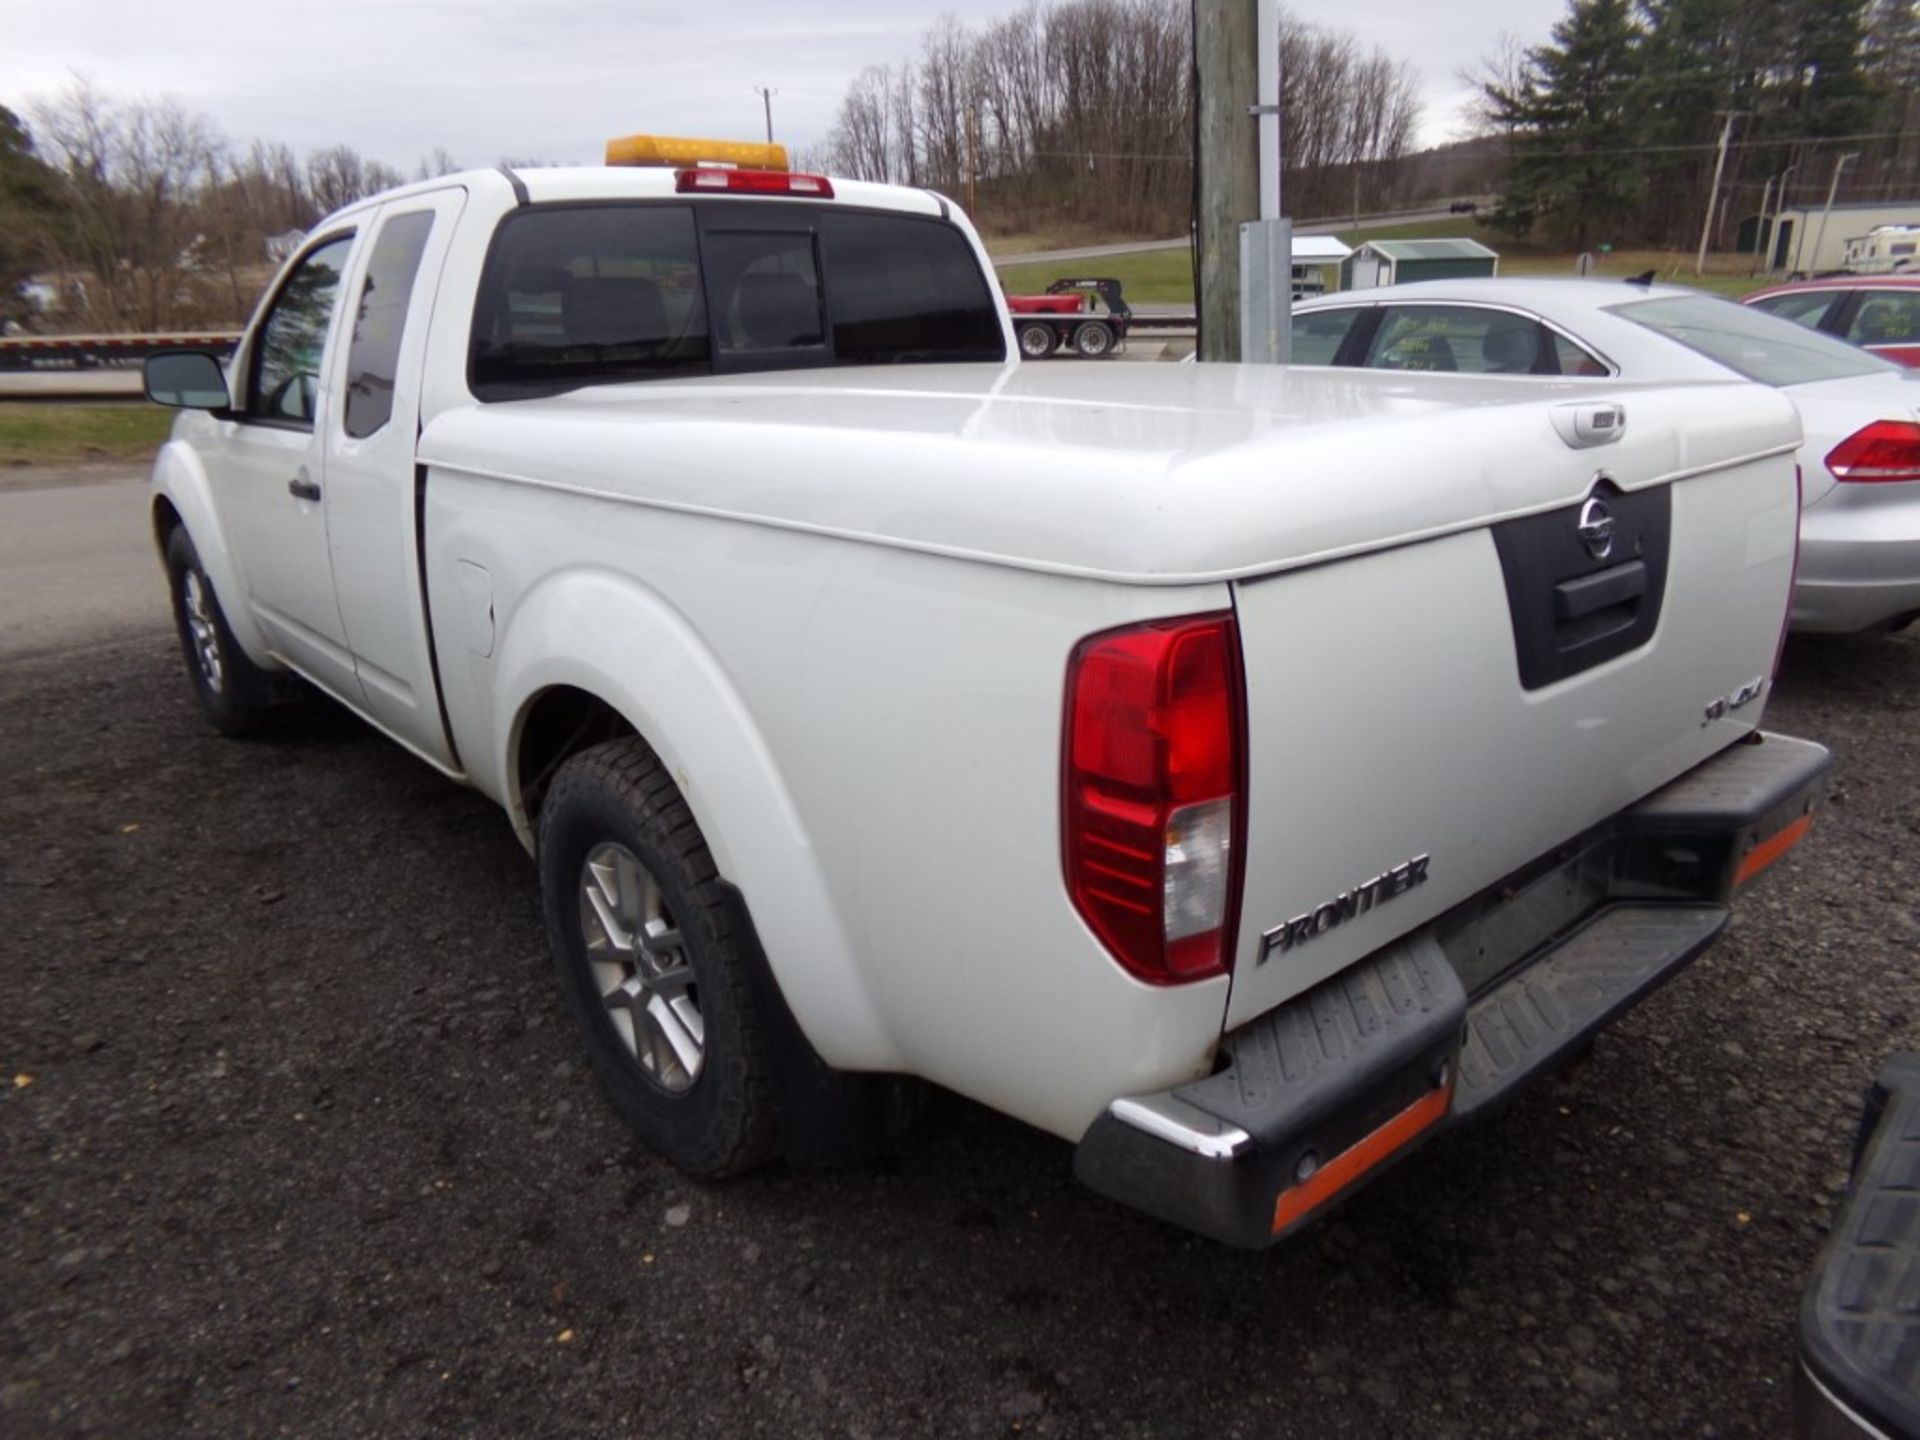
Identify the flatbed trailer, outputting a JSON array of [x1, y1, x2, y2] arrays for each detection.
[[0, 332, 241, 373], [1005, 278, 1131, 359]]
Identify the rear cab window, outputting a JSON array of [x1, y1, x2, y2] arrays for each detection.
[[1612, 294, 1897, 386], [470, 201, 1004, 399]]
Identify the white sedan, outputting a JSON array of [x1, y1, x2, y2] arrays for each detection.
[[1291, 278, 1920, 633]]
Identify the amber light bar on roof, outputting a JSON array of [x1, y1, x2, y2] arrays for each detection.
[[606, 133, 789, 170]]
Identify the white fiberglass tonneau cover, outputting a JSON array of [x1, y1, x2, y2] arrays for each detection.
[[419, 362, 1800, 585]]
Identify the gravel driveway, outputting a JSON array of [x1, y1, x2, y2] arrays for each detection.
[[2, 490, 1915, 1438]]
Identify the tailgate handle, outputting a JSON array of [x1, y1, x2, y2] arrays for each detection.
[[1554, 559, 1646, 621]]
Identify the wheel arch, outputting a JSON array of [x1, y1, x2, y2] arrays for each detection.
[[148, 439, 279, 667], [493, 569, 900, 1073]]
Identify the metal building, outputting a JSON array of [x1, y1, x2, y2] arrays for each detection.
[[1738, 200, 1920, 275], [1340, 238, 1500, 290]]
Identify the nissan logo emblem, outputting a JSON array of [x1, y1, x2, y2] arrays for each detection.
[[1578, 496, 1615, 561]]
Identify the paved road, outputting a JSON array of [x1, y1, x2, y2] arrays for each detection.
[[0, 371, 146, 400], [0, 464, 164, 661], [991, 205, 1476, 267]]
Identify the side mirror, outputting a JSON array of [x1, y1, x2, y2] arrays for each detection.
[[144, 350, 231, 410]]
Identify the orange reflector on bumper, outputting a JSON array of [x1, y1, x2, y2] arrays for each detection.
[[1272, 1080, 1453, 1235], [1735, 813, 1812, 887]]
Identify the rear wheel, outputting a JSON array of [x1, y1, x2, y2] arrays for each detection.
[[1072, 320, 1115, 358], [1016, 321, 1059, 359], [538, 737, 777, 1178], [163, 526, 288, 736]]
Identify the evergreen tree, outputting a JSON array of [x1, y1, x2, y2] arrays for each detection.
[[1862, 0, 1919, 197], [0, 106, 63, 328], [1484, 0, 1645, 249]]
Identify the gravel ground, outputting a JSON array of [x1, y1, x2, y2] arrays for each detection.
[[2, 618, 1915, 1439]]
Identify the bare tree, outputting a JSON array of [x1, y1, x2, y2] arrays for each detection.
[[305, 145, 402, 216], [415, 146, 460, 181], [825, 66, 895, 182], [1459, 32, 1532, 141], [32, 76, 226, 329]]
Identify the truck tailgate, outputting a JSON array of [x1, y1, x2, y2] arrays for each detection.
[[1224, 404, 1802, 1030]]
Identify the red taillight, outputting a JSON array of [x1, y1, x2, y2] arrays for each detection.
[[674, 168, 835, 199], [1064, 613, 1245, 984], [1825, 420, 1920, 483]]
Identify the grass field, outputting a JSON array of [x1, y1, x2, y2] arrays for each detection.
[[995, 215, 1778, 304], [0, 405, 174, 467], [997, 247, 1198, 303]]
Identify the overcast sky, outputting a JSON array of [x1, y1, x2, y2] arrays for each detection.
[[2, 0, 1569, 171]]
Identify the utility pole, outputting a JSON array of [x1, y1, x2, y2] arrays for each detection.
[[1752, 175, 1774, 269], [1241, 0, 1292, 363], [966, 107, 978, 216], [1805, 152, 1859, 276], [754, 86, 778, 144], [1765, 162, 1796, 273], [1693, 110, 1741, 275], [1195, 0, 1259, 361]]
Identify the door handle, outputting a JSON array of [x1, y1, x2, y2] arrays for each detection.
[[288, 477, 322, 503]]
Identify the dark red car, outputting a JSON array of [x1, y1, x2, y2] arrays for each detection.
[[1743, 276, 1920, 368]]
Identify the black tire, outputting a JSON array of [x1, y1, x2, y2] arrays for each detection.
[[1016, 321, 1059, 359], [163, 525, 288, 736], [538, 737, 777, 1178], [1072, 320, 1115, 358]]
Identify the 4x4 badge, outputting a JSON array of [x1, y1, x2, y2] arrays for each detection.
[[1578, 496, 1615, 561]]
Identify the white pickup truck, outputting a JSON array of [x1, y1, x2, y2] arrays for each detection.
[[143, 148, 1830, 1247]]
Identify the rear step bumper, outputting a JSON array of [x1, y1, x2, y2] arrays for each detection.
[[1795, 1053, 1920, 1440], [1074, 730, 1832, 1249]]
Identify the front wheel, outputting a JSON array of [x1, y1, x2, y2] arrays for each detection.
[[163, 526, 289, 736], [1016, 321, 1059, 359], [538, 738, 777, 1178], [1072, 320, 1115, 358]]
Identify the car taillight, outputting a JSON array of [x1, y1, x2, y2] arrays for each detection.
[[674, 168, 834, 198], [1064, 613, 1245, 984], [1825, 420, 1920, 483]]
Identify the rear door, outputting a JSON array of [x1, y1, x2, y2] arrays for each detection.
[[324, 187, 469, 767]]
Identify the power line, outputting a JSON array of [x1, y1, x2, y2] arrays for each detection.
[[1021, 128, 1911, 166], [1480, 128, 1912, 161]]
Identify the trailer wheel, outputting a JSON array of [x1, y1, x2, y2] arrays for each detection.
[[1016, 321, 1059, 359], [1072, 321, 1115, 359]]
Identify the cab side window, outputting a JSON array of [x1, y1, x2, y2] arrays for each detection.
[[1548, 331, 1612, 377], [1365, 306, 1549, 374], [1747, 291, 1837, 330], [343, 212, 435, 439], [1290, 308, 1365, 364], [247, 235, 354, 427], [1846, 291, 1920, 347]]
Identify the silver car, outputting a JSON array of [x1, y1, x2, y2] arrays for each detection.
[[1291, 278, 1920, 633]]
